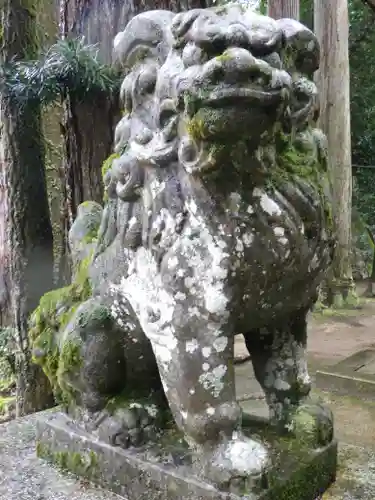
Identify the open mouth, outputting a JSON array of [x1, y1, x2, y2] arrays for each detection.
[[202, 86, 287, 108]]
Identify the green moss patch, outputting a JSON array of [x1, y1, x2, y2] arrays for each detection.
[[36, 440, 99, 478], [101, 152, 120, 202], [29, 249, 94, 402], [101, 152, 120, 180]]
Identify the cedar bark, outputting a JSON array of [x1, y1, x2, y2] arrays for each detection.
[[314, 0, 356, 305], [0, 0, 55, 414], [268, 0, 300, 20]]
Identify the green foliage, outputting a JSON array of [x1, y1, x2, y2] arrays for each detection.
[[0, 328, 15, 360], [353, 169, 375, 234], [352, 168, 375, 275], [0, 328, 16, 397], [2, 38, 122, 107], [348, 1, 375, 166]]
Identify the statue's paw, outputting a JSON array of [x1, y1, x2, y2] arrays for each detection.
[[199, 433, 270, 493], [286, 401, 334, 447], [96, 402, 163, 448]]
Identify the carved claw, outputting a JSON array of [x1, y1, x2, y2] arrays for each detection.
[[96, 402, 163, 448]]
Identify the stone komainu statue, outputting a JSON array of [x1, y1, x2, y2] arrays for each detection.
[[31, 3, 335, 491]]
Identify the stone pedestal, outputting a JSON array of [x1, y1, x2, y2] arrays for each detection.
[[36, 411, 337, 500]]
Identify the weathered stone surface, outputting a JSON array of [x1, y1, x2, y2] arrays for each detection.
[[30, 1, 336, 496], [36, 410, 337, 500], [69, 201, 103, 272], [3, 404, 375, 500]]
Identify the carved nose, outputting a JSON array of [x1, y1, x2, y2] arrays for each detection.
[[219, 47, 272, 76], [200, 47, 291, 90]]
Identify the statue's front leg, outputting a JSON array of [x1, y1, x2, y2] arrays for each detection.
[[147, 310, 270, 490], [244, 308, 334, 447]]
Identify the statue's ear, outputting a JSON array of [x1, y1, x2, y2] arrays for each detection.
[[113, 10, 176, 70], [276, 18, 320, 75]]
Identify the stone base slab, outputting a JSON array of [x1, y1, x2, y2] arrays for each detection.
[[36, 411, 337, 500], [315, 348, 375, 398]]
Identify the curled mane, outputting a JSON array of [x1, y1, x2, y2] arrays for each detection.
[[94, 7, 327, 270]]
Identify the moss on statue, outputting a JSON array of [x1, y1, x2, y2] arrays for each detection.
[[266, 435, 337, 500], [36, 440, 99, 478], [29, 246, 94, 401], [101, 153, 120, 180], [101, 152, 120, 202], [270, 130, 333, 229], [59, 339, 83, 373]]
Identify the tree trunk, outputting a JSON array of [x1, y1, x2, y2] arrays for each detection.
[[0, 0, 55, 415], [364, 228, 375, 296], [0, 164, 11, 328], [314, 0, 357, 307], [268, 0, 300, 20]]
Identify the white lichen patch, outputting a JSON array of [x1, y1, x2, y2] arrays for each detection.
[[205, 287, 229, 315], [128, 216, 137, 228], [213, 336, 228, 353], [235, 239, 244, 253], [189, 306, 200, 317], [273, 378, 291, 391], [112, 247, 178, 370], [242, 233, 253, 246], [260, 193, 282, 216], [274, 227, 285, 237], [168, 256, 179, 269], [129, 402, 143, 409], [253, 188, 281, 216], [175, 292, 187, 301], [202, 347, 212, 358], [198, 364, 227, 398], [146, 404, 159, 418], [184, 276, 194, 288], [224, 436, 268, 475], [186, 339, 199, 353], [202, 363, 210, 372], [206, 406, 215, 416], [180, 205, 230, 318], [149, 179, 166, 199]]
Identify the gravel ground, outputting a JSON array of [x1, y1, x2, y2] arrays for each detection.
[[0, 411, 122, 500], [1, 409, 375, 500]]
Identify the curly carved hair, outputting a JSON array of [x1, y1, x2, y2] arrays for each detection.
[[96, 6, 325, 265]]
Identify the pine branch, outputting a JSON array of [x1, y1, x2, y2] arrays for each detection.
[[1, 38, 123, 107]]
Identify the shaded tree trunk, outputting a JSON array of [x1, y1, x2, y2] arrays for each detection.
[[365, 228, 375, 296], [268, 0, 300, 20], [314, 0, 357, 307], [0, 1, 55, 414]]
